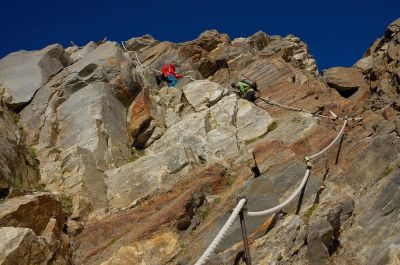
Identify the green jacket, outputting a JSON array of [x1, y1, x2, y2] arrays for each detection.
[[236, 82, 250, 96]]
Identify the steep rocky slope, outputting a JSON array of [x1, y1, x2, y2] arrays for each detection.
[[0, 18, 399, 265]]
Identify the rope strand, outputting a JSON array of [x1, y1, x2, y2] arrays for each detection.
[[259, 97, 362, 121], [195, 198, 247, 265], [195, 114, 351, 263]]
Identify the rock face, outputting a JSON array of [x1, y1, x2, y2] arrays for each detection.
[[0, 193, 70, 264], [0, 227, 52, 265], [0, 17, 399, 265], [0, 44, 67, 110], [0, 101, 39, 193]]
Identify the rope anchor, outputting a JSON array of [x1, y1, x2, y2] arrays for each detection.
[[237, 197, 252, 265]]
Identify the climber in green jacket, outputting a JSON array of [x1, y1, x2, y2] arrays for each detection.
[[231, 76, 259, 102]]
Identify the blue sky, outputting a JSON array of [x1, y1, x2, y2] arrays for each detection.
[[1, 0, 399, 70]]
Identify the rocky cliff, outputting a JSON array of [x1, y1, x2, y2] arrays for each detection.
[[0, 18, 399, 265]]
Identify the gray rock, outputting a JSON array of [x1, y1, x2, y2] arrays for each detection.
[[165, 108, 181, 127], [345, 135, 400, 190], [149, 111, 208, 157], [386, 18, 400, 36], [144, 126, 164, 148], [182, 80, 226, 111], [205, 126, 238, 161], [0, 227, 51, 265], [341, 169, 400, 265], [68, 41, 98, 63], [106, 145, 190, 208], [236, 99, 274, 145], [21, 82, 129, 216], [0, 103, 38, 190], [0, 44, 66, 109], [209, 94, 236, 128], [65, 41, 139, 106]]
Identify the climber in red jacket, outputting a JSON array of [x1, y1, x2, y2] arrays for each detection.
[[160, 63, 183, 87]]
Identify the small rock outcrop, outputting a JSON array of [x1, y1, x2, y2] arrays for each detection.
[[0, 192, 70, 264], [0, 101, 39, 195], [0, 44, 68, 110], [323, 66, 365, 94]]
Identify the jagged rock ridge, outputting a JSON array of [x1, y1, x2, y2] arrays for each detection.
[[0, 18, 399, 265]]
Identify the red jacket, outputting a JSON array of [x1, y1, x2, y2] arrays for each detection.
[[161, 64, 183, 79]]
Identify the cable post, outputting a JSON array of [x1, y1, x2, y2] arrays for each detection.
[[237, 197, 252, 265]]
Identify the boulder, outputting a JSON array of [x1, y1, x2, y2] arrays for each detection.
[[236, 99, 274, 145], [0, 44, 66, 109], [306, 219, 333, 265], [127, 87, 156, 147], [354, 56, 376, 73], [195, 30, 230, 52], [124, 34, 158, 51], [56, 82, 128, 215], [67, 41, 98, 63], [323, 67, 365, 92], [386, 18, 400, 37], [182, 80, 226, 111], [247, 31, 270, 51], [106, 145, 190, 208], [0, 192, 63, 235], [0, 227, 51, 265], [64, 41, 139, 107], [149, 111, 208, 155]]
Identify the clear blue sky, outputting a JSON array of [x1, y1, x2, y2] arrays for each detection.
[[1, 0, 399, 70]]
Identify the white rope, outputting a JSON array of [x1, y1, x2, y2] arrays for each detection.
[[195, 198, 247, 265], [259, 97, 362, 121], [195, 103, 351, 262], [247, 168, 311, 216], [307, 118, 347, 159], [247, 118, 347, 217]]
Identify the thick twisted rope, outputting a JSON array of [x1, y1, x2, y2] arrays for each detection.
[[195, 117, 349, 263], [247, 167, 311, 216], [307, 118, 347, 159], [195, 198, 247, 265], [247, 118, 347, 217]]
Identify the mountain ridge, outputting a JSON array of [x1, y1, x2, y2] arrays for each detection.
[[0, 18, 399, 265]]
